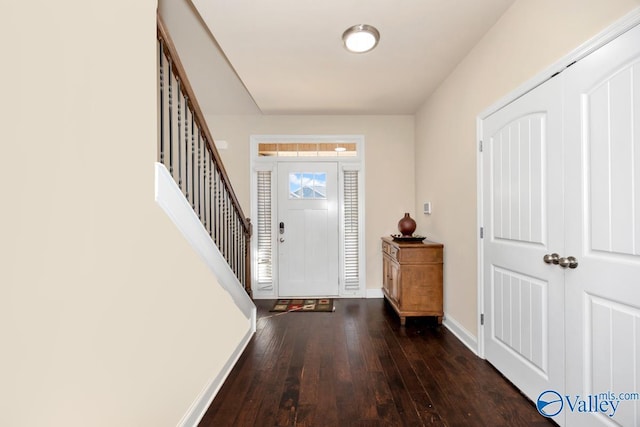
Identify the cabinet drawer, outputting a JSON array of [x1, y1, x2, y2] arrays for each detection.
[[382, 241, 399, 261], [398, 246, 443, 264], [382, 240, 442, 264]]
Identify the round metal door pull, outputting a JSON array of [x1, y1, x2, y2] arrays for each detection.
[[543, 253, 560, 264], [559, 256, 578, 269]]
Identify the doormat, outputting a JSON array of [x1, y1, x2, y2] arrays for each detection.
[[270, 299, 335, 313]]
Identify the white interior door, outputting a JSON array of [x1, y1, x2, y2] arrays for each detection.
[[277, 162, 339, 297], [563, 24, 640, 427], [482, 75, 566, 411]]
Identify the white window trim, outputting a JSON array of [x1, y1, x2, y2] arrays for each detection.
[[250, 135, 366, 298]]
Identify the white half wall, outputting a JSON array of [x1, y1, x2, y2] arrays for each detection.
[[155, 162, 256, 425], [155, 163, 256, 322]]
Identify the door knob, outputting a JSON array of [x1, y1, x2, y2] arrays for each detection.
[[543, 253, 560, 264], [558, 256, 578, 269]]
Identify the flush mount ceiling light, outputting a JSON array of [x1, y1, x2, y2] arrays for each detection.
[[342, 24, 380, 53]]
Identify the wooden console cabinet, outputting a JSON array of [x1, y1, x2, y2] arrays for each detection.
[[381, 237, 444, 325]]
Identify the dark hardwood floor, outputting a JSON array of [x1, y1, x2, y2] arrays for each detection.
[[199, 298, 555, 426]]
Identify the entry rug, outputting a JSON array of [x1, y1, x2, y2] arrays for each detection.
[[270, 299, 335, 313]]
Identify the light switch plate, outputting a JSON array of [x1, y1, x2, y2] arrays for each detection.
[[423, 202, 432, 215]]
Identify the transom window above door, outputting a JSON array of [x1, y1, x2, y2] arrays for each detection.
[[258, 142, 357, 157]]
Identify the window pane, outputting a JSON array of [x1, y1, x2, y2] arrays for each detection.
[[314, 173, 326, 198], [289, 173, 301, 198], [259, 142, 358, 157], [343, 170, 359, 290], [257, 171, 273, 290], [289, 172, 327, 199]]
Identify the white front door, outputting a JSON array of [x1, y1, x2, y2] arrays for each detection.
[[563, 24, 640, 427], [277, 162, 339, 297], [482, 75, 566, 411]]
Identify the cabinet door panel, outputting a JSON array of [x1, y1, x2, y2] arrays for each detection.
[[401, 265, 443, 311], [390, 261, 400, 303]]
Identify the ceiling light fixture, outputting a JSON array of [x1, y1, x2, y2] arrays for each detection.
[[342, 24, 380, 54]]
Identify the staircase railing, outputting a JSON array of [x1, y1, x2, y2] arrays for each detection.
[[157, 15, 252, 296]]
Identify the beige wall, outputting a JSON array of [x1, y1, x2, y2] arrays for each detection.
[[205, 114, 415, 294], [414, 0, 640, 337], [0, 1, 250, 426], [158, 0, 261, 115]]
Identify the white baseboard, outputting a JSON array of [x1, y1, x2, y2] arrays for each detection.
[[251, 287, 276, 299], [366, 287, 384, 298], [442, 314, 478, 356], [177, 324, 255, 427]]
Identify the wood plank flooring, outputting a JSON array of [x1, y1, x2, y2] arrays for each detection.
[[199, 298, 556, 426]]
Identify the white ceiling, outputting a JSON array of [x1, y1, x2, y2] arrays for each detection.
[[183, 0, 515, 115]]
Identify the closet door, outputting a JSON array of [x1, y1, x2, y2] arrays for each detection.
[[481, 75, 566, 410], [564, 24, 640, 427]]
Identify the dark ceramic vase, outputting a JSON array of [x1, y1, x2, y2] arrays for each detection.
[[398, 213, 416, 236]]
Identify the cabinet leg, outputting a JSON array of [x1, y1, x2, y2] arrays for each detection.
[[400, 316, 406, 326], [437, 316, 443, 325]]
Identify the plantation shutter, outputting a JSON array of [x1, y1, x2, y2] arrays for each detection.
[[256, 170, 273, 290], [343, 169, 360, 291]]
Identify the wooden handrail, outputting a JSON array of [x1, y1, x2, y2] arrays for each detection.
[[157, 14, 250, 234], [157, 13, 252, 295]]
